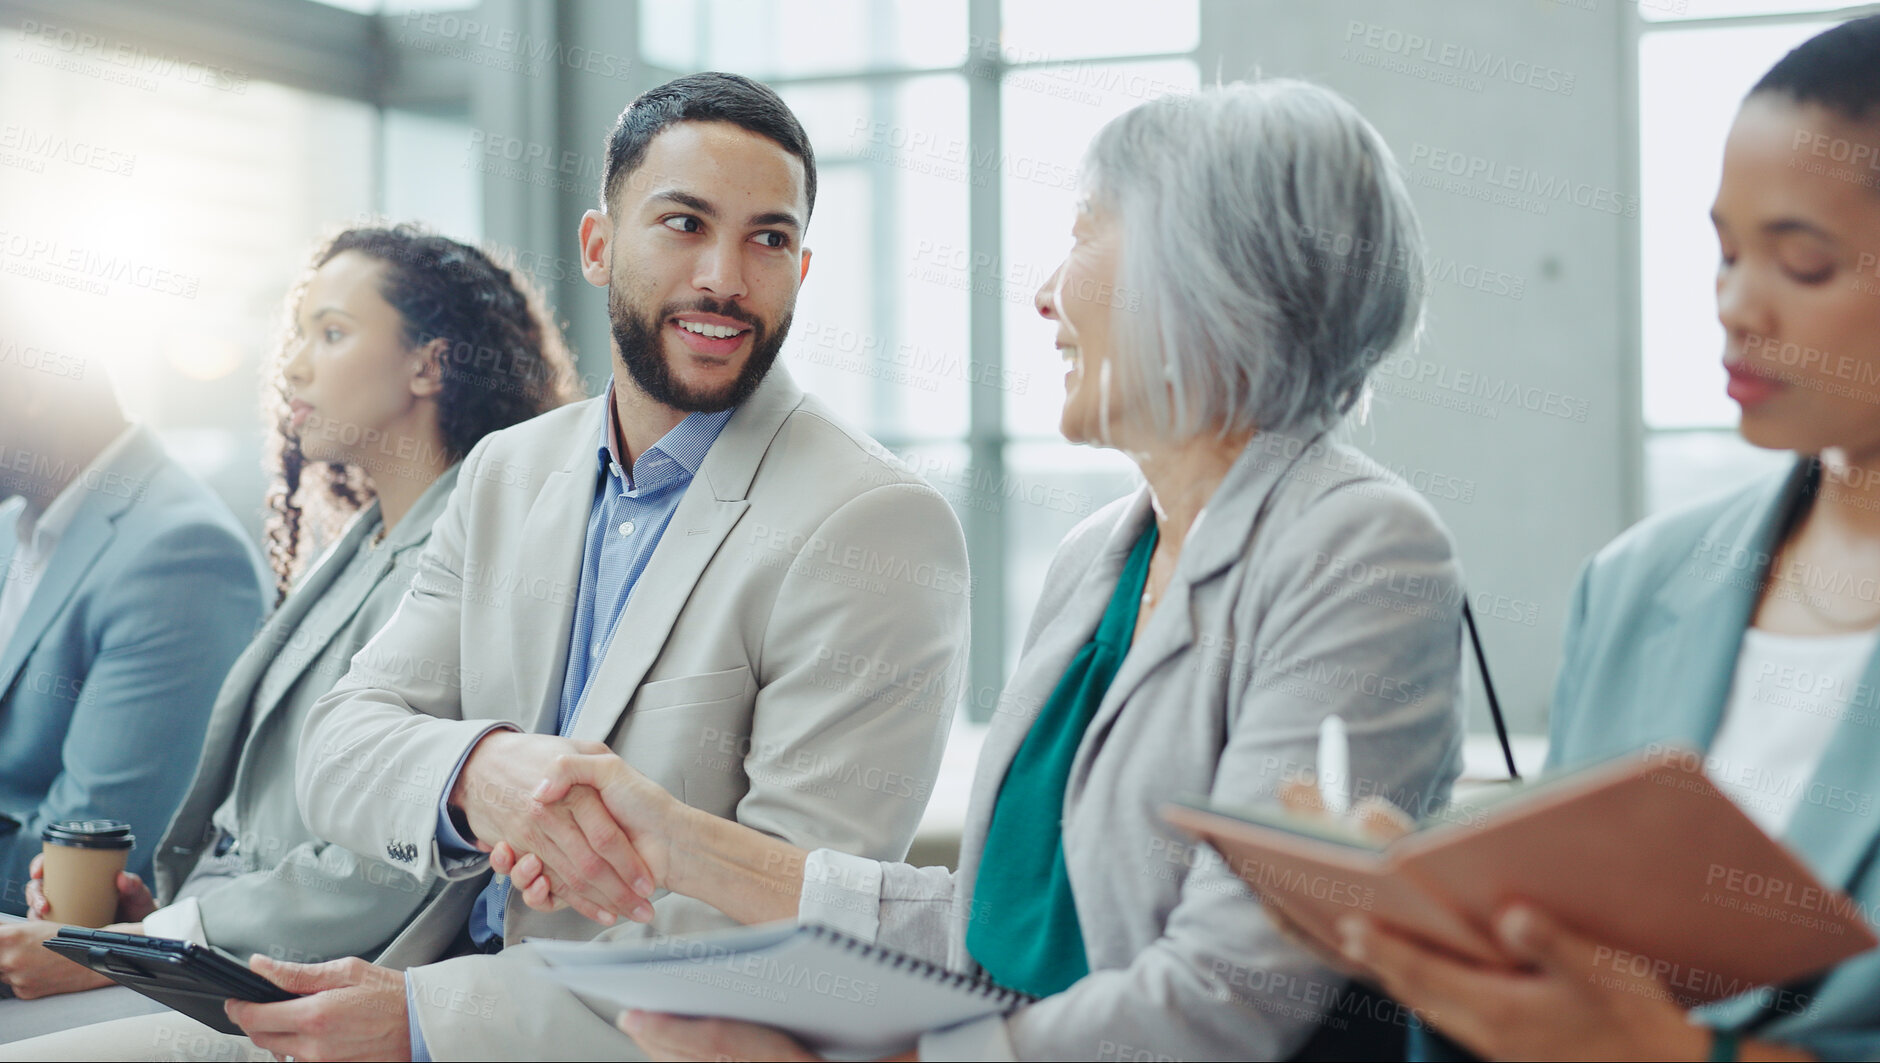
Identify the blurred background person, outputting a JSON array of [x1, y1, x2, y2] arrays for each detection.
[[0, 225, 580, 1021], [0, 361, 264, 917]]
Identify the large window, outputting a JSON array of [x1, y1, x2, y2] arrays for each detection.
[[1635, 5, 1850, 513], [641, 0, 1198, 714], [0, 1, 483, 542], [0, 22, 375, 537]]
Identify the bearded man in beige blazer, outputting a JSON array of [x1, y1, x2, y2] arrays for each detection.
[[119, 72, 966, 1062]]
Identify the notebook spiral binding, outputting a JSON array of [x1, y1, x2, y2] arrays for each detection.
[[806, 923, 1038, 1008]]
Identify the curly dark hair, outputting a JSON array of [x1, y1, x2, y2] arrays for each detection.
[[264, 224, 584, 602]]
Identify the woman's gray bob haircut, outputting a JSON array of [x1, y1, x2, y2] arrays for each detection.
[[1084, 78, 1425, 439]]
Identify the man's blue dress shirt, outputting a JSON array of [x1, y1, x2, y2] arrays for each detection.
[[410, 398, 731, 1058]]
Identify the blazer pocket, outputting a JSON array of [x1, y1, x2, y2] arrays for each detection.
[[618, 682, 753, 817], [631, 666, 752, 714]]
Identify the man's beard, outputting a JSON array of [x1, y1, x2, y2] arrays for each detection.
[[610, 284, 789, 413]]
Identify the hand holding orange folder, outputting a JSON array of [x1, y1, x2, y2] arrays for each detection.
[[1163, 748, 1878, 1006]]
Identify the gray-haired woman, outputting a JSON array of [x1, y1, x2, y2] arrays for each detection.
[[499, 79, 1465, 1061]]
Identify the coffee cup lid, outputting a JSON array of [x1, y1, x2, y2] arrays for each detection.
[[41, 820, 135, 850]]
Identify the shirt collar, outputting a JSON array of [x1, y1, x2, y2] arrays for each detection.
[[597, 384, 735, 492], [16, 423, 139, 550]]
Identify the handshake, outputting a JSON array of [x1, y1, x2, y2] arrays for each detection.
[[451, 730, 683, 926]]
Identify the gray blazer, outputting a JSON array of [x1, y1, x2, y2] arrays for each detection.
[[147, 466, 460, 962], [295, 369, 971, 1059], [811, 430, 1467, 1060]]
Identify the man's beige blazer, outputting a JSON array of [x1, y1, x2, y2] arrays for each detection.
[[294, 368, 970, 1058]]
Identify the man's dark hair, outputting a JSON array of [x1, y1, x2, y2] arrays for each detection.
[[601, 71, 816, 218], [1751, 14, 1880, 122]]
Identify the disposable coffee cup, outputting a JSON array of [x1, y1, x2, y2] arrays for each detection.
[[40, 820, 134, 928]]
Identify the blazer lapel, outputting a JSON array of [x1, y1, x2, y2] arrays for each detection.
[[957, 532, 1125, 882], [1631, 462, 1813, 756], [567, 370, 803, 744], [567, 493, 749, 743], [1070, 431, 1322, 788], [512, 405, 606, 734], [0, 428, 162, 698], [0, 515, 112, 699], [162, 510, 368, 853], [237, 503, 388, 738]]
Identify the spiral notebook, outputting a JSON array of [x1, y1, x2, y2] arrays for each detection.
[[531, 921, 1034, 1058]]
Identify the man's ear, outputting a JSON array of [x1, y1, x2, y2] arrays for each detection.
[[411, 337, 447, 398], [798, 246, 812, 284], [579, 209, 613, 290]]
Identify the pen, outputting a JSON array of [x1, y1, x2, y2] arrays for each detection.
[[1317, 714, 1350, 816]]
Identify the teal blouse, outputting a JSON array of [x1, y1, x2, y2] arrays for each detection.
[[965, 522, 1158, 997]]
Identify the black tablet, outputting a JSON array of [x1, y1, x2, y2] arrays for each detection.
[[43, 927, 301, 1035]]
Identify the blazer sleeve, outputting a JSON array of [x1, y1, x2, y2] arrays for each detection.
[[986, 484, 1468, 1062], [295, 443, 495, 884], [0, 520, 262, 892], [191, 839, 438, 963], [406, 482, 973, 1062], [192, 558, 444, 964]]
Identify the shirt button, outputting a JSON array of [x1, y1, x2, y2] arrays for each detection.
[[619, 520, 635, 536]]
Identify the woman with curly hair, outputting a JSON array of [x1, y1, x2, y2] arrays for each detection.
[[0, 224, 580, 1010]]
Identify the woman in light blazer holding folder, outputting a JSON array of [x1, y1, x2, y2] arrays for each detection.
[[496, 80, 1467, 1061], [0, 225, 577, 1006], [1331, 17, 1880, 1061]]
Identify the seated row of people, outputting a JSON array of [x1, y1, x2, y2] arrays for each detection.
[[1, 15, 1877, 1061]]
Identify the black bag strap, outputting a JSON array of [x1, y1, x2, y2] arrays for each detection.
[[1462, 599, 1520, 780]]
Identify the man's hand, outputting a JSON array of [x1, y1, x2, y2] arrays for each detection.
[[620, 1010, 824, 1062], [0, 920, 112, 998], [488, 753, 683, 915], [1341, 903, 1749, 1061], [450, 731, 656, 925], [25, 852, 158, 923], [226, 955, 410, 1062]]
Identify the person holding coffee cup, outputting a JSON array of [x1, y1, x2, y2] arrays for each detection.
[[0, 361, 264, 921], [0, 225, 580, 1012], [36, 821, 135, 931]]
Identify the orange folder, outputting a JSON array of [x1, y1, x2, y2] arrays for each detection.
[[1162, 749, 1878, 1006]]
